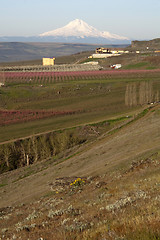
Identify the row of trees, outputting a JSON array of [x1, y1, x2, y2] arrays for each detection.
[[0, 71, 5, 83], [125, 81, 159, 106], [0, 130, 85, 174]]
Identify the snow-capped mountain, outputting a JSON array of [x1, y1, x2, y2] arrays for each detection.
[[39, 19, 129, 43], [0, 19, 130, 44]]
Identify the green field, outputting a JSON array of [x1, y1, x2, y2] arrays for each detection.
[[0, 72, 160, 143]]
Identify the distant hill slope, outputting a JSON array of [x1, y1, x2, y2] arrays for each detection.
[[0, 42, 129, 63], [131, 38, 160, 50]]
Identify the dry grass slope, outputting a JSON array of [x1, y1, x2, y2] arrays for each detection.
[[0, 105, 160, 240]]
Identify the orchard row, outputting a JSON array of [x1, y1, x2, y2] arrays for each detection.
[[3, 69, 160, 83]]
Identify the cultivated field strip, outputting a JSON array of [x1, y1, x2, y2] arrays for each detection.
[[3, 69, 160, 84], [0, 109, 79, 126]]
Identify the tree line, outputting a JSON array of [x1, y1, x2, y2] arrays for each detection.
[[0, 130, 85, 174], [125, 81, 159, 107]]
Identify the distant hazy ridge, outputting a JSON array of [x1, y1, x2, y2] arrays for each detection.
[[0, 42, 128, 63]]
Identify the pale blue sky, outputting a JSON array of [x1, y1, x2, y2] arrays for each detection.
[[0, 0, 160, 40]]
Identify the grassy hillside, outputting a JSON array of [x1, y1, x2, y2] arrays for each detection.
[[92, 53, 160, 70], [0, 104, 160, 240]]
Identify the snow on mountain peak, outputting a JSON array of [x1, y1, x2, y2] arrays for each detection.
[[40, 19, 128, 40]]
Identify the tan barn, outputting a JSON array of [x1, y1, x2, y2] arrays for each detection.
[[42, 58, 55, 66]]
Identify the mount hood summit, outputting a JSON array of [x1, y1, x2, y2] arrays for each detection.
[[0, 19, 130, 44], [39, 19, 129, 44]]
